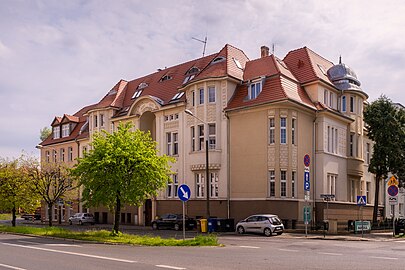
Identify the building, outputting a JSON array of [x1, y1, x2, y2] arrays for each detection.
[[38, 44, 381, 229]]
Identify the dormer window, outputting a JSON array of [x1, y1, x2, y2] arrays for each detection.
[[186, 67, 200, 75], [160, 74, 172, 82], [137, 82, 148, 90], [171, 92, 185, 101], [53, 126, 60, 139], [183, 74, 195, 84], [132, 90, 142, 99], [211, 56, 225, 64], [249, 80, 262, 100], [62, 124, 70, 137]]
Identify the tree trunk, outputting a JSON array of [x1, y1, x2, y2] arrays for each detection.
[[113, 192, 121, 234], [11, 205, 16, 227], [48, 203, 53, 227], [373, 174, 381, 226]]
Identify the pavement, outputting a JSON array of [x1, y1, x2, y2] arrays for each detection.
[[2, 218, 403, 242]]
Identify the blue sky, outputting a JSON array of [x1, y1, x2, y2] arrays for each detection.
[[1, 0, 404, 159]]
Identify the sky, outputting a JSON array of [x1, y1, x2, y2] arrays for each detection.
[[1, 0, 404, 159]]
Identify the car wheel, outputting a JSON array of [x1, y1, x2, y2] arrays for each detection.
[[69, 220, 72, 225], [152, 222, 159, 230], [79, 220, 82, 225], [174, 223, 180, 231], [237, 226, 245, 234], [264, 228, 272, 237]]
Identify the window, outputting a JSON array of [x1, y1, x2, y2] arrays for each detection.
[[94, 115, 98, 128], [171, 92, 185, 101], [349, 133, 354, 156], [208, 86, 216, 103], [53, 126, 60, 139], [160, 74, 172, 82], [166, 133, 172, 156], [280, 171, 287, 197], [82, 146, 87, 156], [173, 132, 178, 155], [269, 170, 275, 197], [292, 119, 296, 145], [233, 58, 243, 69], [191, 126, 195, 152], [53, 150, 57, 162], [208, 124, 216, 149], [212, 56, 225, 63], [198, 125, 204, 151], [131, 90, 142, 99], [68, 147, 73, 162], [111, 122, 114, 132], [291, 171, 296, 198], [342, 96, 347, 112], [100, 114, 105, 127], [60, 148, 65, 162], [350, 96, 355, 113], [335, 128, 338, 154], [366, 143, 370, 164], [331, 127, 334, 153], [199, 88, 204, 105], [329, 92, 333, 108], [46, 151, 50, 162], [249, 81, 262, 99], [327, 174, 337, 200], [191, 91, 195, 106], [324, 90, 328, 106], [366, 182, 371, 204], [195, 173, 205, 198], [269, 118, 275, 144], [280, 117, 287, 144], [167, 174, 179, 198], [62, 124, 70, 137], [210, 172, 219, 198]]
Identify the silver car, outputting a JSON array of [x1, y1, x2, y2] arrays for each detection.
[[68, 213, 95, 225], [236, 214, 284, 236]]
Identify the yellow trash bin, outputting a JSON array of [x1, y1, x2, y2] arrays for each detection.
[[200, 219, 208, 233]]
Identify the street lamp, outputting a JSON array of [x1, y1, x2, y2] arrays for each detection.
[[185, 109, 210, 218]]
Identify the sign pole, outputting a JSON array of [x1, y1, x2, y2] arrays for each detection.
[[392, 205, 395, 237], [182, 201, 186, 241], [361, 205, 364, 238], [305, 205, 308, 238]]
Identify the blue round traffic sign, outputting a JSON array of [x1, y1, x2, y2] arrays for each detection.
[[387, 185, 399, 196], [178, 184, 191, 202], [304, 154, 310, 167]]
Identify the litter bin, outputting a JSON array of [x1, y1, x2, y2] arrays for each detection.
[[208, 218, 217, 232], [199, 219, 208, 233]]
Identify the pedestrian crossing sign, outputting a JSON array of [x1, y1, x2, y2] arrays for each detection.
[[356, 195, 366, 206]]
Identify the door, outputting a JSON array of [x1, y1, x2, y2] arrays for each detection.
[[245, 216, 259, 233], [144, 199, 152, 226]]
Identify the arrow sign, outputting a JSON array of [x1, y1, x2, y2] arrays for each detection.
[[178, 184, 191, 202], [357, 195, 366, 206]]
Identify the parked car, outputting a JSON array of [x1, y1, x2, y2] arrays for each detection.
[[21, 213, 41, 220], [151, 214, 196, 231], [236, 214, 284, 236], [68, 213, 95, 225], [395, 218, 405, 235]]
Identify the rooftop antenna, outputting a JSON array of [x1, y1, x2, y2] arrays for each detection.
[[192, 35, 207, 57], [339, 55, 342, 64], [272, 43, 275, 55]]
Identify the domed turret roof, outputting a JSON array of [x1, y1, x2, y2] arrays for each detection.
[[327, 60, 362, 91]]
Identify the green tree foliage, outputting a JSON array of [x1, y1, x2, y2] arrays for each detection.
[[71, 122, 173, 234], [26, 159, 74, 227], [364, 96, 405, 224], [0, 156, 40, 226], [39, 127, 52, 141]]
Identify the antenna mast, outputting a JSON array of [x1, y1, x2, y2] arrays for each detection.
[[192, 35, 208, 57], [272, 43, 275, 55]]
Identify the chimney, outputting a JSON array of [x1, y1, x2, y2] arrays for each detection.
[[261, 46, 269, 58]]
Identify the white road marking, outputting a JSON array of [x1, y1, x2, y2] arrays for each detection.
[[318, 252, 342, 256], [278, 248, 298, 252], [369, 256, 398, 260], [0, 263, 27, 270], [17, 240, 81, 247], [156, 265, 186, 270], [238, 245, 260, 249], [2, 243, 136, 263]]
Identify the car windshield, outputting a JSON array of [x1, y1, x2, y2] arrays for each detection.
[[269, 217, 282, 225]]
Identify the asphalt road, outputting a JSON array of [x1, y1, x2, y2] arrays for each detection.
[[1, 233, 405, 270]]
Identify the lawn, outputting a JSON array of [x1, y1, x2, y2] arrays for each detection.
[[0, 225, 218, 246], [0, 213, 11, 220]]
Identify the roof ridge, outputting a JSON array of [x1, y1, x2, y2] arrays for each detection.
[[303, 48, 318, 81], [270, 55, 281, 74], [304, 46, 334, 65], [225, 43, 250, 61]]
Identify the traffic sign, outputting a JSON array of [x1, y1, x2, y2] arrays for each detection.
[[304, 171, 310, 191], [304, 154, 310, 167], [356, 195, 366, 206], [387, 176, 399, 186], [320, 194, 335, 201], [178, 184, 191, 202], [387, 185, 399, 197], [303, 206, 311, 224], [389, 196, 398, 205]]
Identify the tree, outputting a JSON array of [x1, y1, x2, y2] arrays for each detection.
[[39, 127, 52, 141], [71, 122, 173, 234], [364, 96, 405, 224], [0, 156, 40, 226], [26, 160, 75, 227]]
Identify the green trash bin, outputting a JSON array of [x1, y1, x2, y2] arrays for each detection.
[[200, 219, 208, 233]]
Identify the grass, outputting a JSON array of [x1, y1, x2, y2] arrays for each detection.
[[0, 225, 218, 246], [0, 213, 11, 220]]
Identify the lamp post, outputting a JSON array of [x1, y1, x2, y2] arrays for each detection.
[[185, 109, 210, 218]]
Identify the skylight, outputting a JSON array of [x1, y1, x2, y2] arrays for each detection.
[[183, 74, 195, 84], [137, 82, 148, 90], [131, 90, 142, 99], [160, 74, 172, 82], [186, 66, 200, 75], [233, 58, 243, 69], [318, 64, 327, 76], [211, 56, 225, 64], [171, 92, 185, 101]]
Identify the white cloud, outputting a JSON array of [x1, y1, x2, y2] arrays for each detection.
[[0, 0, 405, 158]]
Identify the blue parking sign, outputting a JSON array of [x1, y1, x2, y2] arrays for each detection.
[[304, 171, 310, 191]]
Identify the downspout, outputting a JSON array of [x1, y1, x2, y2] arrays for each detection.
[[225, 111, 231, 219], [312, 113, 317, 228], [75, 138, 81, 213]]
